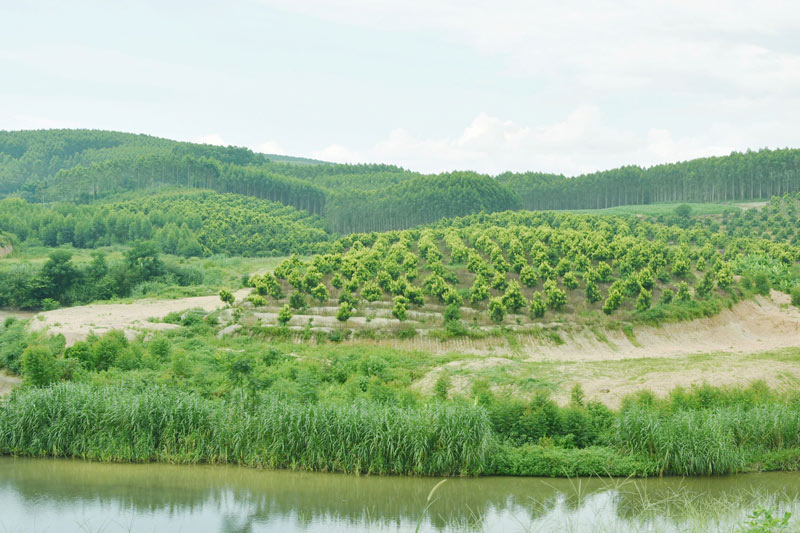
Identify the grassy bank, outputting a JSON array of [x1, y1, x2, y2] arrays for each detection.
[[1, 381, 799, 478], [0, 383, 492, 475]]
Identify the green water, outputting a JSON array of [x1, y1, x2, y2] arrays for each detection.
[[0, 457, 798, 532]]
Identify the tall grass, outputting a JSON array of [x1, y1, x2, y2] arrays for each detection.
[[615, 404, 800, 475], [0, 383, 493, 475]]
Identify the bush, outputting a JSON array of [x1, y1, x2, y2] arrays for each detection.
[[289, 292, 307, 309], [488, 298, 505, 323], [219, 289, 234, 306], [791, 285, 800, 307], [336, 302, 352, 322], [277, 304, 293, 326], [754, 272, 771, 295], [21, 345, 59, 387]]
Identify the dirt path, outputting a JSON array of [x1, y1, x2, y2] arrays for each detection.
[[28, 289, 250, 345], [0, 371, 21, 397]]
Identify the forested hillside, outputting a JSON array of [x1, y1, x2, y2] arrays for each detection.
[[1, 130, 800, 235], [498, 148, 800, 210], [0, 190, 331, 256]]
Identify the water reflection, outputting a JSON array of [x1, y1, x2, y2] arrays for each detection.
[[0, 457, 797, 532]]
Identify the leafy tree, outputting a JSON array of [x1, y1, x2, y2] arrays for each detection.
[[544, 280, 567, 310], [636, 288, 652, 311], [277, 304, 293, 326], [336, 302, 352, 322], [677, 281, 691, 302], [585, 281, 602, 303], [563, 272, 578, 290], [501, 281, 526, 313], [716, 264, 734, 289], [392, 296, 408, 321], [519, 265, 538, 287], [529, 292, 546, 318], [488, 297, 505, 323], [602, 289, 623, 315], [21, 345, 59, 387], [754, 272, 771, 296], [659, 289, 674, 305], [219, 289, 234, 306], [310, 283, 329, 303], [289, 292, 307, 309]]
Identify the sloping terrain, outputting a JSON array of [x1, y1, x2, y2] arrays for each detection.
[[28, 289, 250, 345]]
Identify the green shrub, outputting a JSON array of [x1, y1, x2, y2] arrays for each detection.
[[21, 345, 59, 387], [754, 272, 771, 295], [790, 285, 800, 307]]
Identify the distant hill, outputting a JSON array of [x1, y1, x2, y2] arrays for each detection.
[[1, 129, 799, 234]]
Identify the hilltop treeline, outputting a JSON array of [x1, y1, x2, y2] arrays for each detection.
[[2, 130, 800, 233], [498, 148, 800, 210]]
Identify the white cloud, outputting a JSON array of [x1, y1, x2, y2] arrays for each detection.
[[332, 108, 746, 175], [263, 0, 800, 97], [192, 133, 228, 146], [253, 140, 287, 156], [312, 144, 364, 164]]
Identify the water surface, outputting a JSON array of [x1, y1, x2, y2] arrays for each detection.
[[0, 457, 798, 532]]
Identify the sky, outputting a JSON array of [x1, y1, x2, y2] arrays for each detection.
[[1, 0, 799, 175]]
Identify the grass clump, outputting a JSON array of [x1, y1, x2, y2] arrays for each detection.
[[0, 382, 494, 476]]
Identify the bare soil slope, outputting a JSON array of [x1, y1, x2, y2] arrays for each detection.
[[411, 292, 800, 407], [29, 289, 250, 345]]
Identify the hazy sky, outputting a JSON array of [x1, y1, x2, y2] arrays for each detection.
[[2, 1, 799, 175]]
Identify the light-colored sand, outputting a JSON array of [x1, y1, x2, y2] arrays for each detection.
[[0, 244, 12, 258], [28, 289, 251, 345], [412, 291, 800, 406], [0, 370, 21, 397]]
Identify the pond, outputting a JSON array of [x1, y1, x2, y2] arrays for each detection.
[[0, 457, 798, 532]]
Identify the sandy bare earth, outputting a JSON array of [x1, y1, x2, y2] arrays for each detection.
[[412, 291, 800, 407], [28, 289, 251, 345], [0, 370, 21, 397]]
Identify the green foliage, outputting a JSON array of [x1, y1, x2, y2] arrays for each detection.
[[543, 280, 566, 310], [392, 296, 408, 321], [636, 288, 652, 312], [488, 297, 505, 323], [277, 304, 293, 326], [289, 292, 307, 310], [336, 302, 353, 322], [791, 286, 800, 307], [529, 292, 546, 318], [742, 507, 793, 533], [603, 289, 623, 315], [501, 281, 526, 313], [677, 281, 691, 302], [21, 345, 59, 387], [562, 271, 578, 290], [754, 272, 771, 296], [0, 383, 494, 476], [433, 373, 451, 400], [219, 289, 234, 306]]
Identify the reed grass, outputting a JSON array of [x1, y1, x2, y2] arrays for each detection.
[[0, 383, 493, 475], [615, 404, 800, 475]]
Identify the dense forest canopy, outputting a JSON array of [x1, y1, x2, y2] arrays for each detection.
[[1, 129, 800, 234]]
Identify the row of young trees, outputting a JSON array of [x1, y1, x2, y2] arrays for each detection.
[[246, 200, 800, 327]]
